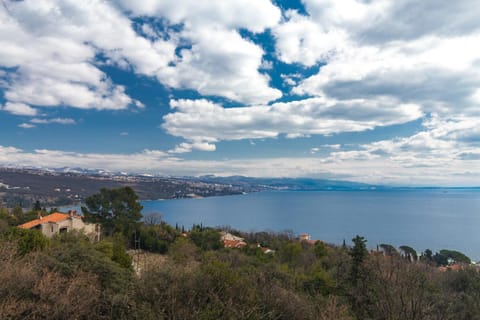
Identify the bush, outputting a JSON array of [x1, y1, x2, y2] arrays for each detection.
[[3, 228, 48, 255], [189, 226, 222, 251], [138, 222, 179, 254]]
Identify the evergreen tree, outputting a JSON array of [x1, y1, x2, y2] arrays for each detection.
[[33, 200, 42, 211], [82, 187, 143, 242], [350, 235, 367, 286]]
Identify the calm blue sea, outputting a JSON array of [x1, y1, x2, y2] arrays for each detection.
[[141, 190, 480, 260]]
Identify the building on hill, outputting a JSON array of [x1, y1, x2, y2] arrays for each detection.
[[18, 210, 101, 241], [299, 233, 311, 241], [220, 231, 247, 248], [298, 233, 318, 245]]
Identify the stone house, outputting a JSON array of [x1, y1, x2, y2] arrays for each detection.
[[18, 211, 101, 241]]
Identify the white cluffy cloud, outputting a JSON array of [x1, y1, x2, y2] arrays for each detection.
[[18, 123, 35, 129], [0, 144, 478, 186], [0, 0, 283, 117], [118, 0, 282, 104], [18, 117, 77, 129], [272, 0, 480, 119], [163, 97, 422, 151], [30, 118, 77, 125], [0, 0, 157, 112], [1, 102, 37, 116], [322, 115, 480, 184]]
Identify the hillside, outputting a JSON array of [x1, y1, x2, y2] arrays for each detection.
[[0, 167, 251, 208]]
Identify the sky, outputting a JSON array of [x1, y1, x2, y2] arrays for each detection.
[[0, 0, 480, 186]]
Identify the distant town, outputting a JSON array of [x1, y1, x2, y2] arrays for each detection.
[[0, 166, 382, 208], [0, 167, 253, 208]]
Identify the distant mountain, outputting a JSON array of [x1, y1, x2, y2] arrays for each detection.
[[2, 166, 475, 209], [0, 167, 250, 208], [194, 175, 376, 191]]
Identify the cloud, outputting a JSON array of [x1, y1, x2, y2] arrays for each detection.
[[0, 144, 478, 186], [0, 0, 155, 111], [162, 97, 422, 149], [17, 117, 77, 128], [324, 114, 480, 180], [1, 102, 37, 116], [169, 142, 217, 154], [30, 118, 77, 125], [0, 0, 283, 114], [117, 0, 281, 33], [273, 0, 480, 121], [273, 10, 349, 66], [18, 123, 35, 129], [158, 27, 282, 104], [117, 0, 283, 104]]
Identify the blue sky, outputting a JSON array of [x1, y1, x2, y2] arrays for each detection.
[[1, 0, 480, 186]]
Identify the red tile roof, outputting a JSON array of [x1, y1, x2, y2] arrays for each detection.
[[18, 212, 69, 229], [223, 239, 247, 248], [438, 263, 467, 272]]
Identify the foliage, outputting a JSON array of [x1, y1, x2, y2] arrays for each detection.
[[138, 222, 179, 254], [2, 203, 480, 320], [278, 241, 303, 265], [189, 225, 222, 251], [399, 245, 417, 261], [349, 235, 367, 286], [168, 237, 201, 264], [2, 227, 48, 255], [0, 207, 18, 227], [0, 232, 136, 319], [11, 204, 24, 222], [41, 232, 134, 298], [439, 249, 471, 265], [82, 186, 143, 240], [0, 242, 104, 320], [379, 243, 398, 256], [421, 248, 434, 263], [314, 240, 329, 259], [33, 200, 42, 211], [112, 233, 133, 269]]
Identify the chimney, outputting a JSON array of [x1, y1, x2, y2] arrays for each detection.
[[69, 210, 73, 217], [37, 211, 42, 220]]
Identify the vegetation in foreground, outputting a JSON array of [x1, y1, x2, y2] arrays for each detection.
[[1, 187, 480, 319]]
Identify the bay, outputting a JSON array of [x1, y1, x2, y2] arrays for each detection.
[[142, 189, 480, 261]]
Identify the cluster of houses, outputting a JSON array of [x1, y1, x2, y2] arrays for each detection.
[[219, 231, 276, 254], [18, 210, 315, 256], [220, 231, 319, 254]]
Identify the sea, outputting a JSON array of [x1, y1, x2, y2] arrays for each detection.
[[141, 189, 480, 261]]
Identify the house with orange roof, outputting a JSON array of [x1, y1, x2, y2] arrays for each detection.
[[298, 233, 318, 245], [220, 231, 247, 248], [438, 263, 469, 272], [223, 239, 247, 248], [18, 210, 100, 241]]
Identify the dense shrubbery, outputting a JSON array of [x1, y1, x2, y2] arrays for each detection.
[[0, 232, 136, 319], [2, 190, 480, 319]]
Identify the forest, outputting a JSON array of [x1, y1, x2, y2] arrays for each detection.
[[1, 187, 480, 320]]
